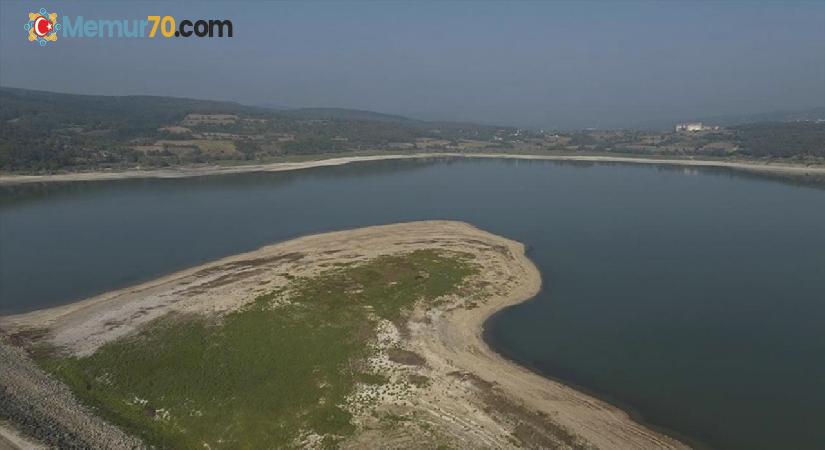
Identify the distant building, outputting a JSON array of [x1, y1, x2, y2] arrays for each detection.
[[675, 122, 704, 132]]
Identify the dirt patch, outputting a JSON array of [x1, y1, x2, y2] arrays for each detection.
[[482, 389, 585, 449], [222, 251, 305, 269], [407, 374, 430, 387], [387, 348, 426, 366], [448, 370, 495, 391]]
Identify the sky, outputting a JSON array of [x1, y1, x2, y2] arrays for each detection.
[[1, 1, 823, 130]]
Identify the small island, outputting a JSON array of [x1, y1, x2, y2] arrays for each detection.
[[0, 221, 685, 449]]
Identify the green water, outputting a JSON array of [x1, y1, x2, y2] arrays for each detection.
[[1, 158, 824, 449]]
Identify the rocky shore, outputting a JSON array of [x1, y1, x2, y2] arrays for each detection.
[[0, 336, 141, 449]]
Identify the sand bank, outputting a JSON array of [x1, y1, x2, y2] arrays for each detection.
[[0, 221, 687, 448], [0, 152, 822, 186]]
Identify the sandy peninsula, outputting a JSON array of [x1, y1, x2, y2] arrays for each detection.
[[0, 152, 823, 186], [0, 221, 688, 449]]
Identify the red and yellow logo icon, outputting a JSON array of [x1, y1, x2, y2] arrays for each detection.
[[26, 8, 59, 46]]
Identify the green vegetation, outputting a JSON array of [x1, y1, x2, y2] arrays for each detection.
[[38, 250, 476, 449], [549, 122, 825, 160], [0, 88, 510, 172], [733, 122, 825, 158], [3, 87, 821, 173]]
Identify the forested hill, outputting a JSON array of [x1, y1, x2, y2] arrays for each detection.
[[0, 87, 261, 136], [1, 87, 823, 173], [0, 87, 512, 172], [730, 122, 825, 158]]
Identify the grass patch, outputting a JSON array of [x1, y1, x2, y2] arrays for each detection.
[[38, 250, 475, 449]]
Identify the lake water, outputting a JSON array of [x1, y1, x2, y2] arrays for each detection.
[[1, 158, 824, 449]]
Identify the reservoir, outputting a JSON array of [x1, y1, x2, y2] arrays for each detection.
[[1, 158, 824, 449]]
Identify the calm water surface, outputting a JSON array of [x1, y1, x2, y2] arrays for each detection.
[[1, 158, 824, 449]]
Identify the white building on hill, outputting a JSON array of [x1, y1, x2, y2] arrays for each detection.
[[675, 122, 704, 132]]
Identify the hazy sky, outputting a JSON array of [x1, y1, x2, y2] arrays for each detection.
[[1, 1, 823, 129]]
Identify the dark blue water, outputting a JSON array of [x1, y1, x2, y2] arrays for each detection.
[[1, 158, 824, 449]]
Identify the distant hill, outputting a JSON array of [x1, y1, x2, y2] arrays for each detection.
[[699, 107, 825, 127], [731, 121, 825, 158], [623, 107, 825, 131], [0, 87, 265, 135], [280, 107, 415, 123], [276, 108, 503, 137], [3, 86, 821, 173], [0, 87, 505, 136], [0, 87, 515, 172]]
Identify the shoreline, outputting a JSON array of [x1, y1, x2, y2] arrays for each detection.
[[482, 305, 708, 450], [1, 152, 823, 186], [0, 221, 687, 448]]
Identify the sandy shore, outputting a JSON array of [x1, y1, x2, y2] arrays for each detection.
[[0, 221, 687, 449], [0, 152, 823, 186]]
